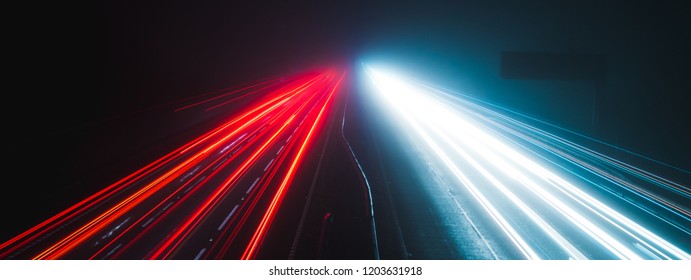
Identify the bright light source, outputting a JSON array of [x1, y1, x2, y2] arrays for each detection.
[[363, 65, 691, 260]]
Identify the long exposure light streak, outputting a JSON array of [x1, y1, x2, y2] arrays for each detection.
[[0, 69, 344, 259], [363, 65, 690, 260], [241, 72, 344, 260]]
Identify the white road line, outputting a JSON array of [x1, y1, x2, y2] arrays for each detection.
[[218, 204, 240, 230], [142, 201, 174, 228], [194, 248, 207, 260], [276, 145, 285, 155], [264, 158, 275, 171], [232, 145, 244, 155], [211, 157, 228, 171], [184, 176, 206, 193], [247, 177, 260, 194], [220, 133, 247, 154], [180, 166, 200, 182], [142, 217, 155, 228], [105, 243, 123, 258], [161, 201, 174, 212], [114, 217, 130, 230]]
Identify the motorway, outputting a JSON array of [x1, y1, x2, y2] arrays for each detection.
[[0, 69, 378, 259], [2, 66, 689, 260], [343, 66, 691, 259]]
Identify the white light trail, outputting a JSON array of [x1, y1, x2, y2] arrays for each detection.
[[363, 65, 691, 260]]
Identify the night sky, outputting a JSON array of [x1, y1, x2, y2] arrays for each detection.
[[8, 0, 690, 239], [98, 0, 690, 170]]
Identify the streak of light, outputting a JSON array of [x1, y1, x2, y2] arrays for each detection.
[[241, 71, 344, 259], [363, 65, 690, 260], [1, 69, 345, 260]]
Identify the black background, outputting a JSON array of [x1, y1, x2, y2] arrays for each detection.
[[6, 0, 690, 240]]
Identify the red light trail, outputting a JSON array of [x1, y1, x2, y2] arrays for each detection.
[[0, 69, 344, 260]]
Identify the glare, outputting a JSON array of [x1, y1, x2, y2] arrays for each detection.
[[363, 65, 691, 260]]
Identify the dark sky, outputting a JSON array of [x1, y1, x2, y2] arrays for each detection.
[[26, 0, 691, 172], [4, 0, 689, 246]]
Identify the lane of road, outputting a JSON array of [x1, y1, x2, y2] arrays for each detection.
[[354, 65, 690, 259], [0, 70, 346, 259]]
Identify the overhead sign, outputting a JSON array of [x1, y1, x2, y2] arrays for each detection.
[[499, 51, 607, 133]]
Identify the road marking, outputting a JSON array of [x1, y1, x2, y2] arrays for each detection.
[[180, 166, 200, 182], [220, 133, 247, 154], [142, 217, 155, 228], [162, 201, 174, 211], [211, 157, 229, 171], [105, 243, 123, 258], [264, 158, 275, 171], [103, 217, 131, 239], [218, 204, 240, 230], [194, 248, 207, 260], [142, 201, 174, 228], [232, 145, 244, 155], [276, 145, 285, 155], [184, 176, 206, 193], [247, 177, 260, 194]]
